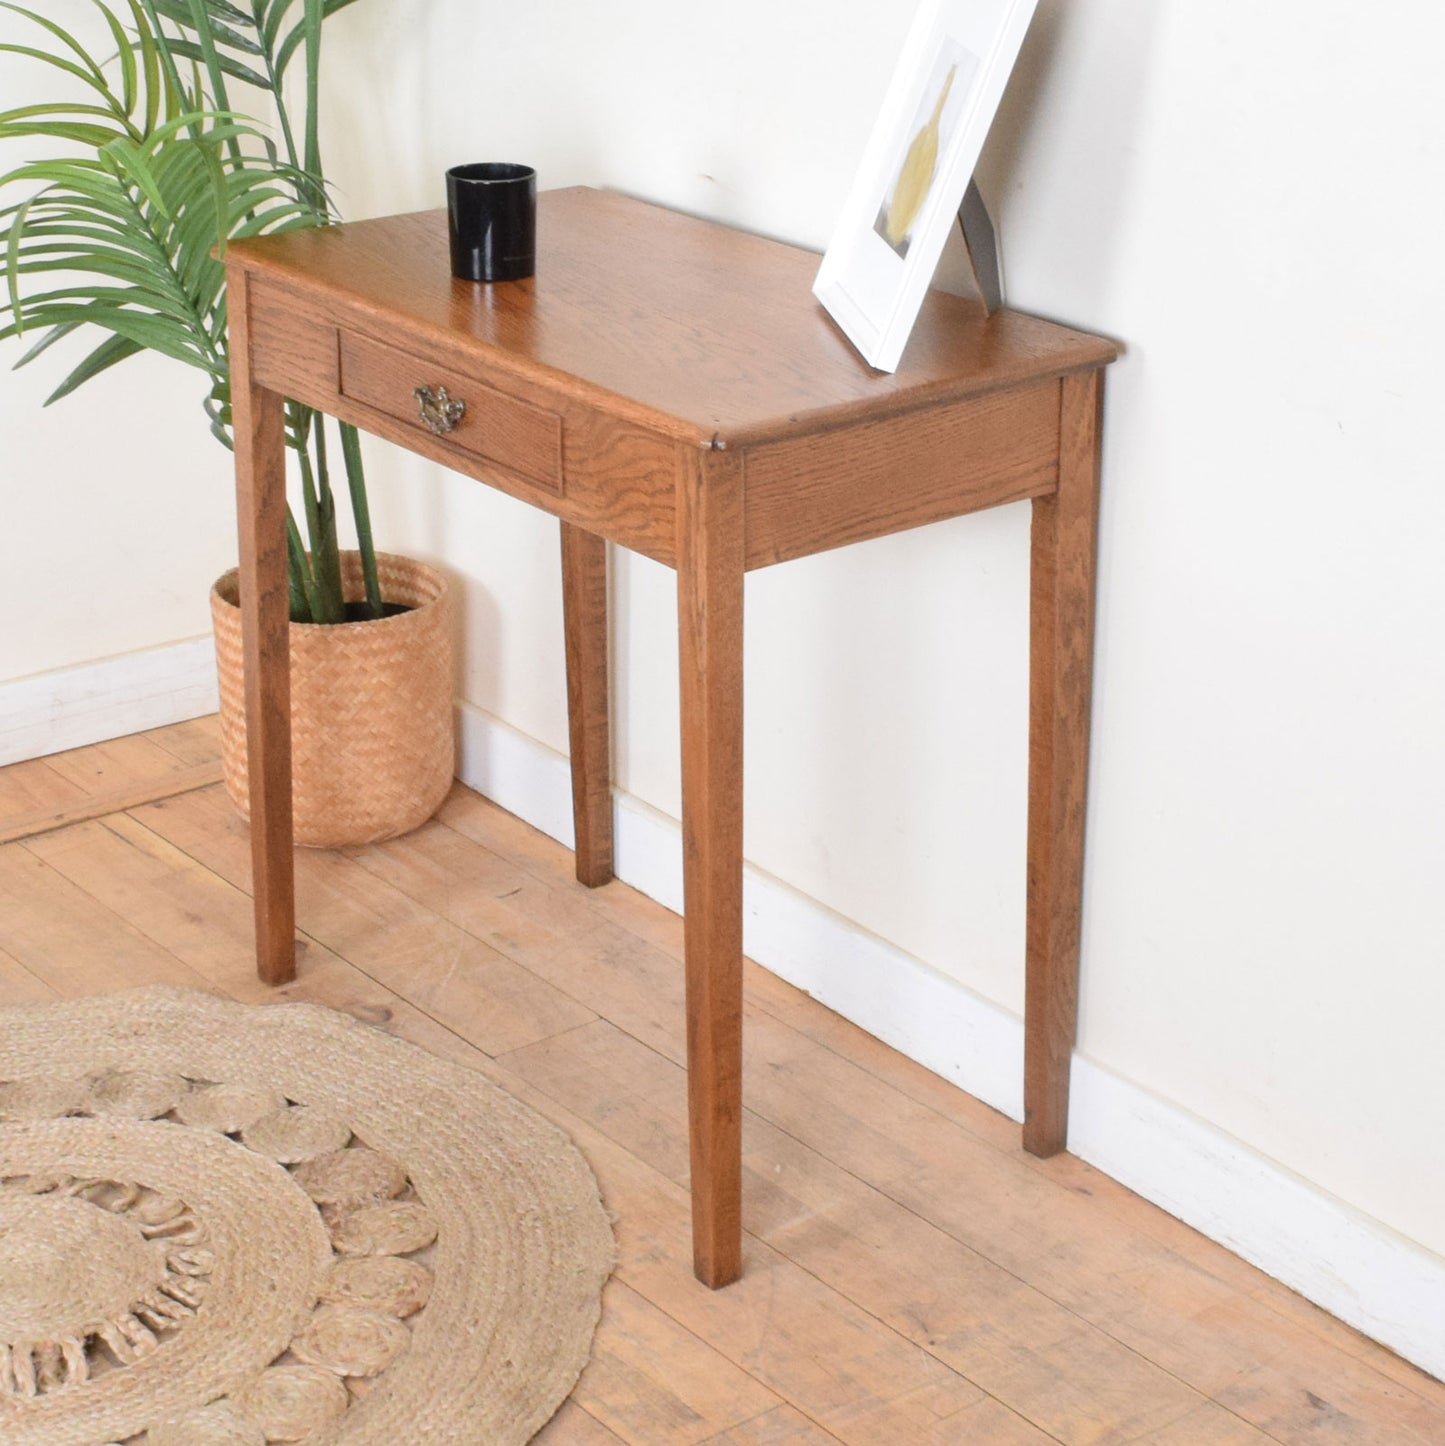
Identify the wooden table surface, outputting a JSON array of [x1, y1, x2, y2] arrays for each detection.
[[232, 187, 1113, 444], [226, 186, 1116, 1288]]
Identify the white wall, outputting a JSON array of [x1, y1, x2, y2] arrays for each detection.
[[320, 0, 1445, 1260], [0, 0, 237, 684], [0, 347, 232, 680], [4, 0, 1442, 1368], [1004, 1, 1445, 1264]]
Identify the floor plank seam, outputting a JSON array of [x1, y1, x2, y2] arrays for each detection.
[[506, 1000, 1235, 1437], [8, 837, 215, 994], [483, 1046, 1063, 1443], [8, 747, 1443, 1442], [0, 763, 223, 846], [295, 810, 1445, 1425], [22, 809, 1412, 1440], [417, 812, 1441, 1408], [417, 816, 1052, 1162]]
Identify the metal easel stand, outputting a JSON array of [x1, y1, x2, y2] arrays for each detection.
[[958, 177, 1003, 316]]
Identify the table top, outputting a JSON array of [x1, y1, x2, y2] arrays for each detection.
[[229, 188, 1116, 449]]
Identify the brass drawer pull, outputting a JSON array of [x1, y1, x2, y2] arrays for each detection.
[[413, 384, 466, 435], [343, 330, 564, 490]]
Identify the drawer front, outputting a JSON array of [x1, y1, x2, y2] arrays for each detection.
[[338, 329, 563, 493]]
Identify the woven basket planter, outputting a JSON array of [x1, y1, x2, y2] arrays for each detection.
[[211, 551, 454, 848]]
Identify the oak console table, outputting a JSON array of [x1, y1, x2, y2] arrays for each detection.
[[226, 187, 1116, 1289]]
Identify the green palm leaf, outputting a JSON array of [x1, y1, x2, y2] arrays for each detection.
[[274, 0, 360, 78], [13, 320, 81, 366], [45, 332, 144, 401], [0, 3, 112, 95], [158, 39, 267, 88], [3, 0, 372, 625]]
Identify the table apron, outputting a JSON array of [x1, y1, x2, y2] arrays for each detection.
[[244, 269, 1071, 576], [742, 378, 1063, 569]]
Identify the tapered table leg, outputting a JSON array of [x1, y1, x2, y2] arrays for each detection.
[[561, 522, 614, 887], [675, 445, 746, 1288], [1023, 369, 1104, 1155], [231, 266, 296, 986]]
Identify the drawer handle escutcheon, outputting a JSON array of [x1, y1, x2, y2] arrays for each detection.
[[413, 384, 466, 436]]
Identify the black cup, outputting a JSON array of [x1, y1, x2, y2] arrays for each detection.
[[446, 162, 536, 282]]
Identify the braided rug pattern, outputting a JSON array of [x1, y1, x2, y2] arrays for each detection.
[[0, 987, 614, 1445]]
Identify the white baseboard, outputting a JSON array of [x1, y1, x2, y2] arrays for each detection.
[[454, 699, 1445, 1383], [0, 638, 219, 767], [1069, 1063, 1445, 1382]]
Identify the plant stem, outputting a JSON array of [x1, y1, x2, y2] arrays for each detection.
[[339, 421, 382, 618], [309, 408, 343, 614], [286, 511, 315, 623], [296, 419, 340, 622]]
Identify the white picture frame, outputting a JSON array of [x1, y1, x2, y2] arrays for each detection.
[[814, 0, 1040, 373]]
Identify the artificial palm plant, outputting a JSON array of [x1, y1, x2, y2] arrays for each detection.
[[1, 0, 378, 624]]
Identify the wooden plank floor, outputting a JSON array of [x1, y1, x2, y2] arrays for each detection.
[[2, 719, 1442, 1444]]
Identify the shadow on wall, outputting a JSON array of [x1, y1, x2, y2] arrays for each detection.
[[457, 569, 503, 723], [976, 0, 1165, 313]]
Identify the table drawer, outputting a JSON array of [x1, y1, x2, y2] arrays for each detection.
[[338, 330, 563, 493]]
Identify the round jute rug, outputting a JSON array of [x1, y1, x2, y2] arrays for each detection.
[[0, 987, 615, 1446]]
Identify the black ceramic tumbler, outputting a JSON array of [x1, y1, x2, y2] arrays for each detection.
[[447, 162, 536, 282]]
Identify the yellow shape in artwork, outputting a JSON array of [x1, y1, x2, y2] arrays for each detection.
[[884, 64, 958, 248]]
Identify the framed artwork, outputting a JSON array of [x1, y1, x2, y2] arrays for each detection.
[[814, 0, 1040, 373]]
